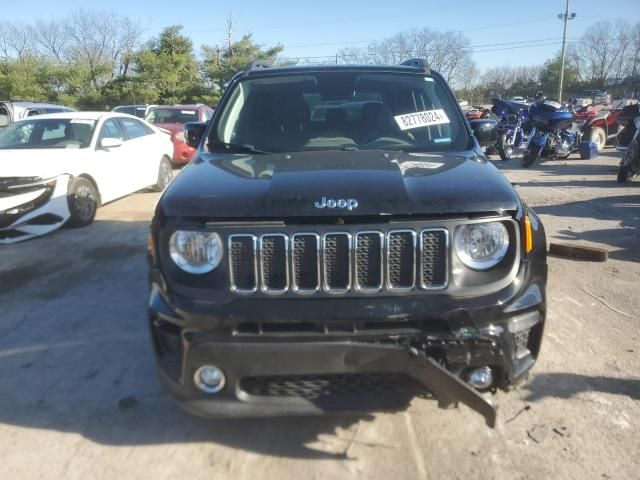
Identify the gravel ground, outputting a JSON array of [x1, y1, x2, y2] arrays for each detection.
[[0, 149, 638, 480]]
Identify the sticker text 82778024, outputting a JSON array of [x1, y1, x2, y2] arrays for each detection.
[[393, 109, 450, 131]]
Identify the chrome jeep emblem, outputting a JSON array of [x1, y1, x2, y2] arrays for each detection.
[[314, 197, 359, 211]]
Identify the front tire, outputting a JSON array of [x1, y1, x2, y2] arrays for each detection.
[[497, 133, 514, 161], [152, 157, 173, 192], [522, 143, 540, 168], [590, 127, 606, 152], [66, 177, 98, 227]]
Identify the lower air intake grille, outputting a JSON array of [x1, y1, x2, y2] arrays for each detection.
[[240, 373, 424, 399]]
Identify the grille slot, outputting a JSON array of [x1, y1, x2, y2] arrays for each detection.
[[228, 235, 257, 292], [355, 232, 384, 291], [420, 229, 448, 289], [387, 230, 416, 290], [323, 233, 352, 292], [259, 234, 289, 293], [291, 233, 320, 293]]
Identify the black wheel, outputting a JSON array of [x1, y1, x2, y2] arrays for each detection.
[[152, 157, 173, 192], [497, 133, 513, 161], [522, 144, 540, 168], [617, 164, 630, 183], [66, 177, 98, 227]]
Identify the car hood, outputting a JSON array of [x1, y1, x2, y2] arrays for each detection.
[[160, 150, 520, 218], [0, 148, 85, 179]]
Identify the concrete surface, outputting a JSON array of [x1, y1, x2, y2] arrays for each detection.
[[0, 150, 638, 480]]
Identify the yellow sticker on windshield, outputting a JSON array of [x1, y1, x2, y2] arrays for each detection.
[[394, 109, 450, 130]]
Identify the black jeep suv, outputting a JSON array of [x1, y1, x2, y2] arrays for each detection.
[[147, 60, 547, 427]]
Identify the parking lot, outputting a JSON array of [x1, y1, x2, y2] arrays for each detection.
[[0, 150, 638, 480]]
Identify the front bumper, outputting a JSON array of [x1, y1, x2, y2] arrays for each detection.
[[0, 175, 71, 244], [148, 256, 546, 427]]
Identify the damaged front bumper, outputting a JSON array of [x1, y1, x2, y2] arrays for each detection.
[[158, 338, 498, 427], [0, 175, 71, 243], [148, 258, 546, 427]]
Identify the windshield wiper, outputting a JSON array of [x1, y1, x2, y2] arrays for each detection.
[[213, 142, 270, 154]]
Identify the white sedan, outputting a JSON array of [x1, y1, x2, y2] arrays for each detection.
[[0, 112, 174, 243]]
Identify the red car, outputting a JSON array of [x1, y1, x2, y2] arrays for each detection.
[[145, 104, 214, 165]]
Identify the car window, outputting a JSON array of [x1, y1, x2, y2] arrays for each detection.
[[146, 108, 198, 125], [121, 118, 152, 139], [26, 109, 41, 117], [213, 72, 466, 153], [0, 105, 9, 128], [99, 119, 125, 142], [114, 106, 135, 116], [0, 118, 96, 149], [204, 109, 214, 121]]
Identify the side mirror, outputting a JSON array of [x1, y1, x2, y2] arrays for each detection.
[[100, 137, 123, 149], [468, 119, 499, 147], [184, 122, 207, 149]]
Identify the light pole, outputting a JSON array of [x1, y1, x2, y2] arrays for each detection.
[[558, 1, 576, 102]]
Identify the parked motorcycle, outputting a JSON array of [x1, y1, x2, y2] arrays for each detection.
[[521, 98, 593, 168], [491, 98, 531, 161], [615, 103, 640, 183]]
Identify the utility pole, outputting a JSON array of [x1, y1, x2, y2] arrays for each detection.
[[557, 0, 576, 102]]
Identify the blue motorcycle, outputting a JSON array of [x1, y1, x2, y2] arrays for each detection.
[[491, 98, 531, 161], [522, 98, 585, 168]]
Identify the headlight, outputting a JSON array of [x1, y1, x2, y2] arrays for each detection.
[[169, 231, 223, 274], [455, 222, 509, 270]]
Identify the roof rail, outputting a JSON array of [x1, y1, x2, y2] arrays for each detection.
[[400, 58, 431, 74], [245, 60, 272, 74]]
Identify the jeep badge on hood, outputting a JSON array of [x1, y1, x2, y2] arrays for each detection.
[[314, 197, 359, 211]]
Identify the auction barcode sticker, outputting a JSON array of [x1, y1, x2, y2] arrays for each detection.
[[394, 109, 450, 130]]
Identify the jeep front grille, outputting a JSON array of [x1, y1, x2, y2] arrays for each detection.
[[228, 228, 448, 295]]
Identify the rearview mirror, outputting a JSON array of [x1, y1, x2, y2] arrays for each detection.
[[184, 122, 207, 148], [100, 137, 123, 149]]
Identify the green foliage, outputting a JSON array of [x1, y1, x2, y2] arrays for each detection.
[[202, 34, 284, 90], [133, 25, 201, 104], [539, 55, 579, 96]]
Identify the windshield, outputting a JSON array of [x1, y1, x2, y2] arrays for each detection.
[[0, 118, 96, 149], [146, 108, 197, 125], [212, 71, 468, 153]]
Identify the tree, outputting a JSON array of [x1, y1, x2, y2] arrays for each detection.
[[336, 28, 474, 86], [132, 25, 205, 105], [539, 55, 579, 98], [201, 17, 284, 91], [570, 21, 640, 87]]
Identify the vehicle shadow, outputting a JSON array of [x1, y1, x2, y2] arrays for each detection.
[[0, 219, 372, 457], [523, 373, 640, 402], [530, 195, 640, 262]]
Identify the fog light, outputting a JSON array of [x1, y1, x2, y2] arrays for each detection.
[[194, 365, 226, 393], [467, 366, 494, 390]]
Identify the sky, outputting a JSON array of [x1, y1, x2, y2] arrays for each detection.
[[2, 0, 639, 71]]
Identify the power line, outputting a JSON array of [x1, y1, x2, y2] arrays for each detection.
[[286, 36, 573, 51], [280, 40, 584, 63]]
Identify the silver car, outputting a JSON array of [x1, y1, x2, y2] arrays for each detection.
[[0, 101, 75, 129]]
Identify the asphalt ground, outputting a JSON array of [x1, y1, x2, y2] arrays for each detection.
[[0, 148, 638, 479]]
